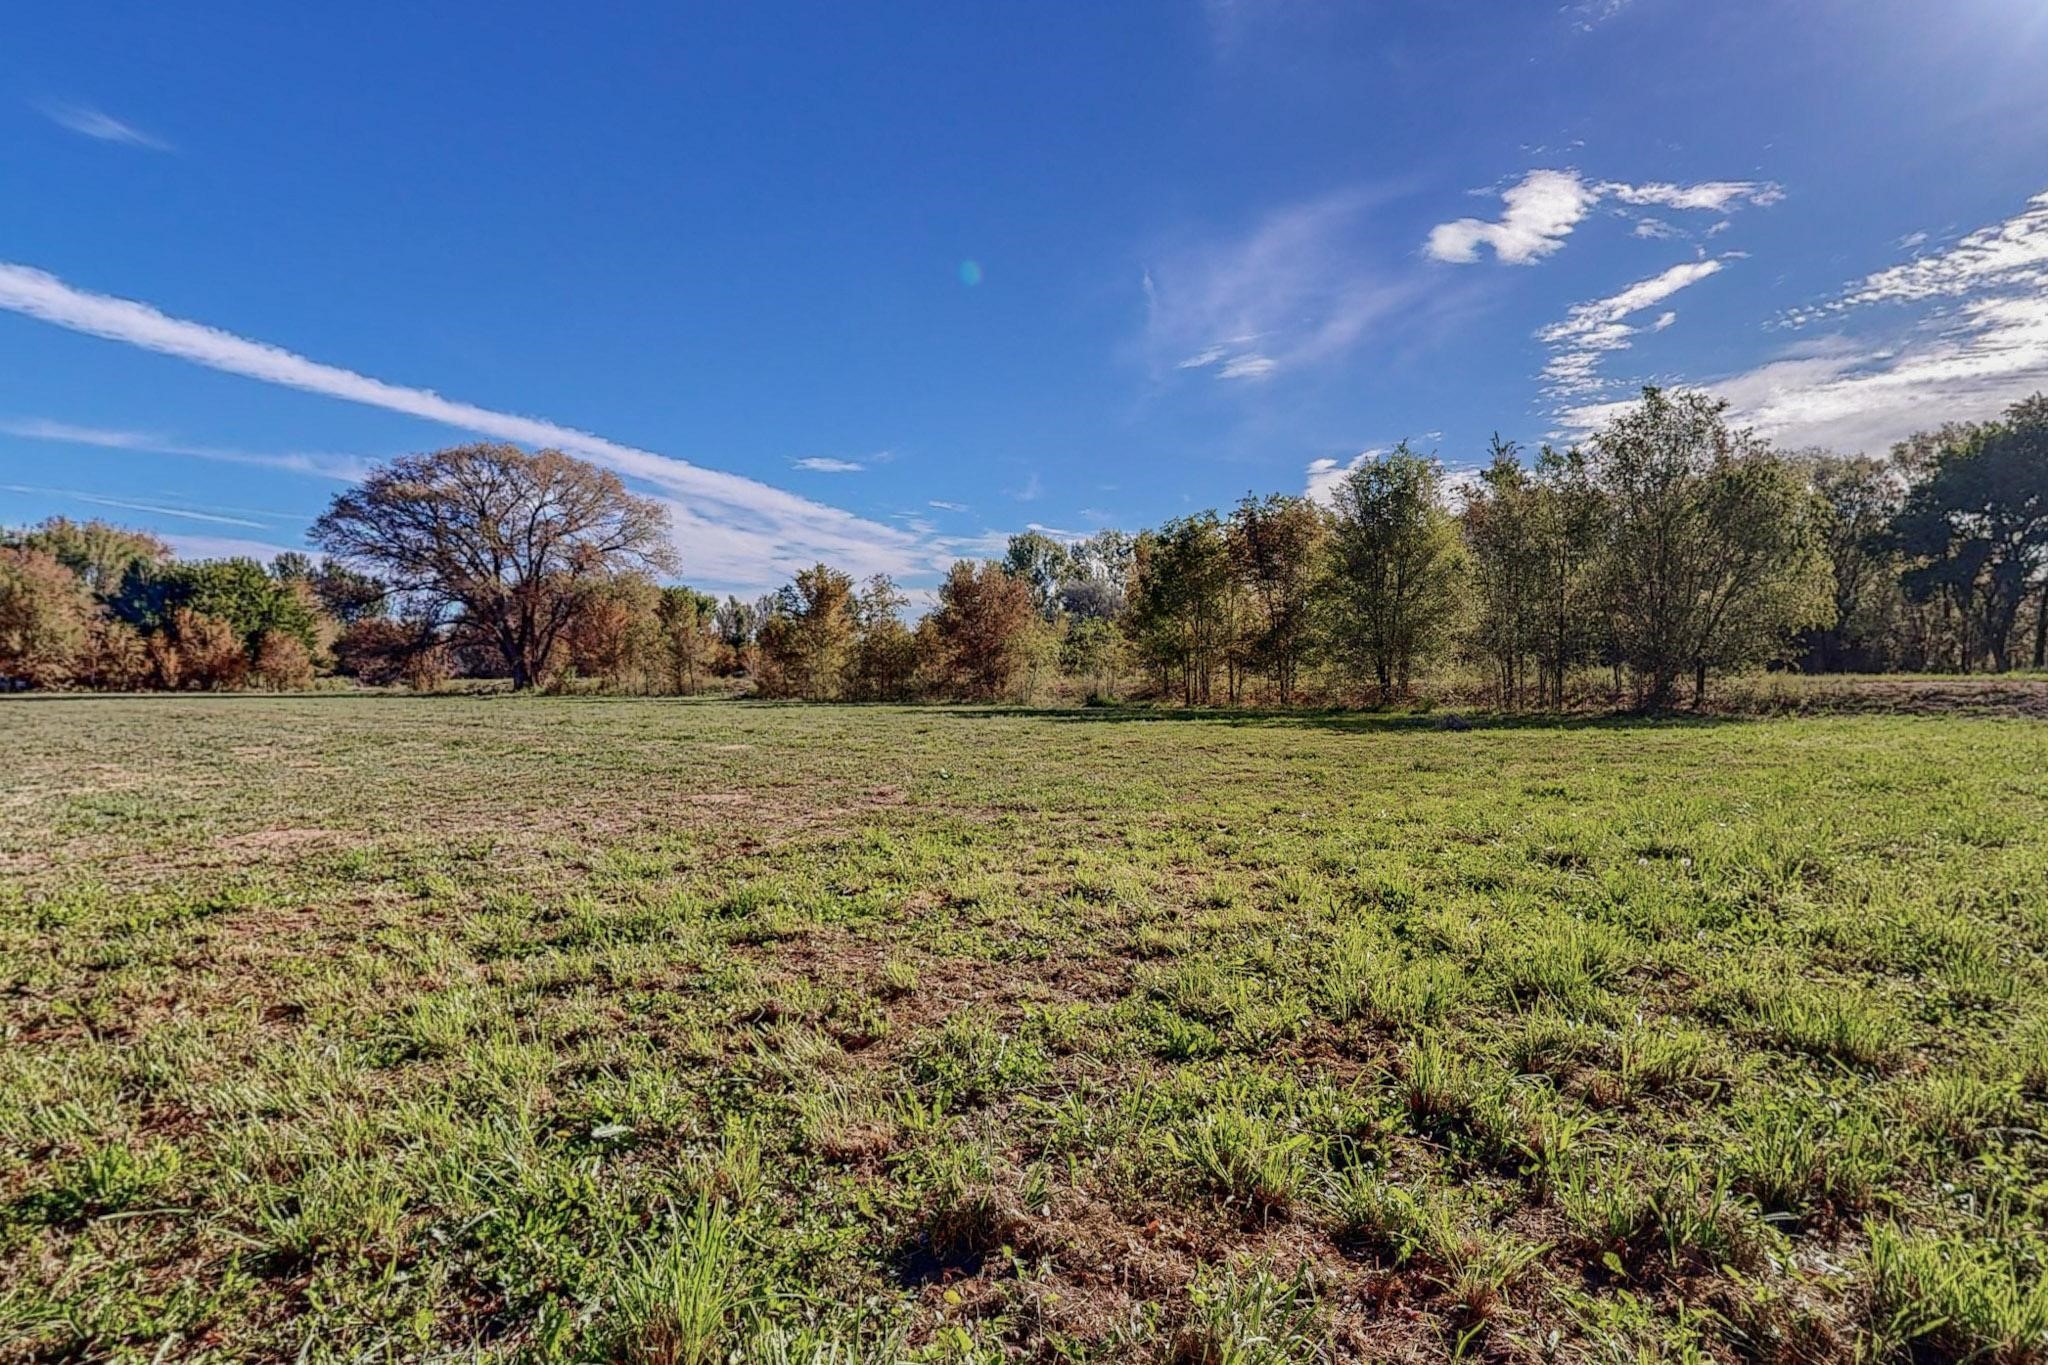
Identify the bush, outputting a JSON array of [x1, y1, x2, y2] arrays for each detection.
[[0, 547, 94, 686], [251, 630, 316, 690], [169, 608, 249, 690]]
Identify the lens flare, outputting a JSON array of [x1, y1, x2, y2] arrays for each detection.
[[957, 260, 983, 286]]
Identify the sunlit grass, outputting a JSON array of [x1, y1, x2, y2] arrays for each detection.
[[0, 695, 2043, 1359]]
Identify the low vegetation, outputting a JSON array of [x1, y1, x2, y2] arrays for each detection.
[[1, 695, 2043, 1360], [5, 389, 2047, 705]]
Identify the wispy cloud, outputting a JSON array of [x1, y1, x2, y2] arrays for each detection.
[[0, 261, 936, 591], [1426, 170, 1780, 265], [927, 499, 969, 513], [1567, 0, 1634, 30], [158, 534, 307, 562], [1, 417, 375, 481], [1560, 189, 2048, 453], [1146, 189, 1422, 383], [793, 456, 865, 473], [1537, 258, 1726, 399], [0, 482, 271, 529], [37, 101, 172, 151]]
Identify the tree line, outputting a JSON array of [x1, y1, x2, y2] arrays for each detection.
[[3, 388, 2044, 706]]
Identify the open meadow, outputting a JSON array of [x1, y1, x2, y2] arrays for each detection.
[[1, 696, 2045, 1362]]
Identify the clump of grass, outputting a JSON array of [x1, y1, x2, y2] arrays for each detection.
[[1320, 1167, 1440, 1262], [795, 1083, 898, 1164], [1166, 1108, 1313, 1218], [1555, 1158, 1656, 1269], [900, 1143, 1030, 1275], [1399, 1039, 1479, 1130], [1908, 1070, 2022, 1157], [876, 955, 919, 999], [1613, 1020, 1721, 1100], [1504, 1008, 1590, 1079], [24, 1138, 183, 1224], [1726, 1100, 1886, 1219], [1868, 1226, 2048, 1365], [1317, 930, 1467, 1029], [1721, 975, 1905, 1068], [1168, 1259, 1323, 1365], [611, 1199, 751, 1365], [1472, 1086, 1595, 1192], [1649, 1160, 1777, 1275], [910, 1011, 1049, 1108]]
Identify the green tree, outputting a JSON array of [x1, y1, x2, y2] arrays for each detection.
[[849, 575, 918, 700], [656, 586, 720, 693], [1799, 453, 1906, 672], [1326, 445, 1466, 701], [112, 557, 322, 655], [1889, 395, 2048, 672], [1125, 514, 1237, 704], [1003, 532, 1075, 620], [1228, 494, 1327, 703], [756, 564, 857, 699], [1590, 388, 1834, 706], [4, 518, 168, 597]]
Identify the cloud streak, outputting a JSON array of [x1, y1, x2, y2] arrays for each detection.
[[0, 262, 933, 591], [1560, 188, 2048, 453], [38, 102, 172, 151], [1, 417, 375, 481], [1538, 258, 1726, 399], [1426, 170, 1780, 265], [1146, 189, 1422, 383], [0, 482, 271, 529]]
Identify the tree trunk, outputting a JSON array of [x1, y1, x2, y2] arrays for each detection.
[[1692, 659, 1707, 708], [2033, 584, 2047, 670]]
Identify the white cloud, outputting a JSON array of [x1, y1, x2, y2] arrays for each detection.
[[1675, 189, 2048, 453], [0, 482, 273, 528], [1537, 259, 1725, 398], [38, 102, 171, 151], [0, 261, 934, 592], [0, 416, 375, 481], [1427, 170, 1781, 265], [1568, 0, 1634, 29], [1146, 190, 1420, 381], [157, 534, 306, 562], [1304, 448, 1382, 504], [1604, 181, 1783, 212], [927, 499, 968, 513], [793, 457, 865, 472], [1426, 170, 1598, 266], [1556, 190, 2048, 452], [1787, 191, 2048, 322]]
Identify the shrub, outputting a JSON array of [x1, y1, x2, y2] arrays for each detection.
[[168, 608, 248, 690], [251, 629, 315, 690], [0, 546, 93, 686]]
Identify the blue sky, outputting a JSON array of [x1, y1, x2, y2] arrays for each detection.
[[5, 0, 2048, 595]]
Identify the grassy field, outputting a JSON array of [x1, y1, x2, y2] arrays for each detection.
[[1, 697, 2044, 1362]]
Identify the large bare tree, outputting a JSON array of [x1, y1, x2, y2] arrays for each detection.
[[311, 444, 674, 689]]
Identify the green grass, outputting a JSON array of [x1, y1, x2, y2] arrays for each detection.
[[0, 696, 2044, 1361]]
